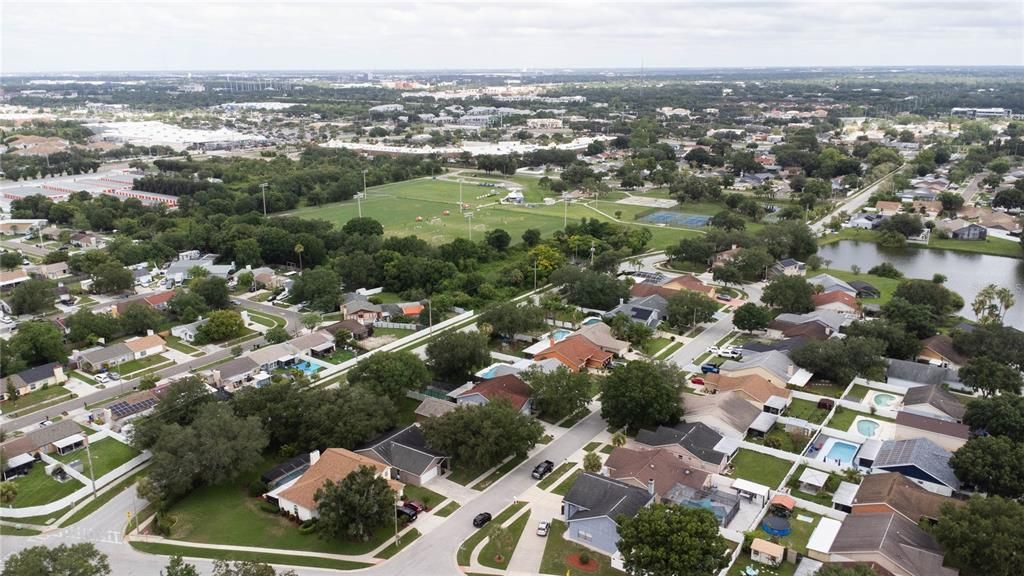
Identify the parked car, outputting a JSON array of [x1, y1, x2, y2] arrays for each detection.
[[718, 350, 742, 360], [706, 346, 720, 355], [404, 501, 426, 514], [108, 372, 121, 381], [472, 512, 492, 528], [95, 373, 110, 384], [700, 363, 720, 374], [689, 377, 705, 386], [396, 505, 418, 523], [716, 294, 733, 302], [0, 316, 12, 324], [531, 460, 555, 480], [536, 521, 550, 537]]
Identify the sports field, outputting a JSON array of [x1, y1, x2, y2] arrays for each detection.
[[286, 177, 703, 248]]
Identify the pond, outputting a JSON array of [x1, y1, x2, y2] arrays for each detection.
[[818, 240, 1024, 328]]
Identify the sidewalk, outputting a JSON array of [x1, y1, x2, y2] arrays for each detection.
[[127, 534, 386, 565]]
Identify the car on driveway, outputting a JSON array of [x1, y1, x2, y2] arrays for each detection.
[[718, 349, 742, 359], [690, 377, 705, 386], [396, 505, 418, 523], [532, 460, 555, 480], [473, 512, 492, 528], [108, 372, 121, 381], [700, 363, 720, 374], [536, 521, 550, 537], [404, 501, 426, 514], [716, 294, 733, 302], [706, 346, 720, 356], [95, 373, 110, 384]]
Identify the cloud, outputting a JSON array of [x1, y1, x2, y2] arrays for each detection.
[[2, 1, 1021, 73]]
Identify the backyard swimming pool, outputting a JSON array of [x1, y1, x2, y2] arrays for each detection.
[[552, 329, 572, 341], [872, 393, 897, 408], [293, 359, 327, 376], [821, 438, 860, 467], [856, 419, 880, 437]]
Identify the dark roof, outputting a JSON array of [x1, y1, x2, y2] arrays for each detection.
[[356, 425, 445, 476], [261, 452, 311, 485], [873, 438, 959, 489], [848, 280, 880, 295], [0, 419, 80, 459], [830, 512, 957, 576], [740, 337, 808, 353], [14, 362, 60, 385], [895, 412, 969, 439], [107, 389, 159, 421], [324, 319, 368, 336], [901, 385, 966, 420], [886, 359, 960, 387], [919, 335, 968, 366], [563, 472, 653, 522], [635, 422, 727, 465]]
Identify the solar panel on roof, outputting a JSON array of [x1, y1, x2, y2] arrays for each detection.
[[109, 397, 159, 419]]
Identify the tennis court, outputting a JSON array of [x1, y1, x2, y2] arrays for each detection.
[[639, 211, 711, 228]]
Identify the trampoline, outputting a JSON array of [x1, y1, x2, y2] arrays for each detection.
[[762, 515, 792, 537], [638, 211, 711, 228]]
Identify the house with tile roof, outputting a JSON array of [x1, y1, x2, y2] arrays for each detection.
[[660, 274, 716, 297], [124, 334, 166, 358], [683, 391, 763, 439], [455, 374, 532, 413], [703, 373, 791, 409], [357, 425, 447, 486], [574, 321, 629, 356], [852, 472, 963, 524], [413, 397, 458, 421], [829, 512, 958, 576], [871, 438, 959, 496], [268, 448, 403, 521], [811, 291, 861, 315], [635, 423, 732, 474], [532, 335, 613, 372], [562, 472, 655, 555]]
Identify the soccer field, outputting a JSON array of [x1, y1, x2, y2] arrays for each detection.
[[285, 177, 702, 248]]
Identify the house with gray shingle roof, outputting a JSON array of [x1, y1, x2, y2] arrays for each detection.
[[356, 425, 447, 486], [885, 359, 966, 392], [808, 273, 857, 296], [871, 438, 959, 496], [635, 422, 732, 474], [901, 384, 965, 422], [562, 472, 655, 555]]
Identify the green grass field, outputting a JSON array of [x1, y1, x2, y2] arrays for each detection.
[[10, 464, 84, 508], [728, 449, 794, 489], [539, 520, 624, 576], [1, 385, 74, 414], [818, 268, 903, 305], [285, 177, 702, 250], [55, 438, 139, 479], [129, 542, 371, 571]]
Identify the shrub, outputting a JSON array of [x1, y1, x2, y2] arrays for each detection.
[[248, 479, 268, 497], [259, 500, 279, 514], [764, 436, 782, 449], [578, 551, 591, 565], [298, 519, 318, 535]]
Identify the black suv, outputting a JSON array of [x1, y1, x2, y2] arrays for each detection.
[[396, 505, 418, 523], [472, 512, 492, 528], [532, 460, 555, 480]]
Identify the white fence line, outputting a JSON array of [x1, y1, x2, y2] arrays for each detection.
[[372, 321, 420, 331]]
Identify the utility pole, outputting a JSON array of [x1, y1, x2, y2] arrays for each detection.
[[260, 182, 268, 216], [589, 240, 596, 267], [84, 440, 98, 498], [428, 299, 433, 334], [466, 212, 474, 241], [459, 179, 463, 212], [533, 259, 538, 291], [563, 193, 568, 229], [360, 170, 367, 218]]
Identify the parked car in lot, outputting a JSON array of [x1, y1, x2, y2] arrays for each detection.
[[473, 512, 492, 528], [396, 505, 418, 523], [531, 460, 555, 480], [700, 363, 721, 374], [108, 372, 121, 381], [536, 521, 550, 537]]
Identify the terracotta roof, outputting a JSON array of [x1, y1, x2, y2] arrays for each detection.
[[662, 274, 714, 295], [630, 283, 677, 300], [278, 448, 401, 512], [533, 335, 613, 371], [144, 291, 175, 307], [853, 473, 963, 523], [124, 334, 165, 353], [704, 373, 790, 405], [770, 494, 796, 510], [811, 291, 860, 310], [919, 335, 968, 367], [604, 447, 709, 496], [459, 374, 531, 411]]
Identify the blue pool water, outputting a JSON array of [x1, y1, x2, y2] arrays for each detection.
[[552, 329, 572, 341], [581, 317, 602, 326], [293, 360, 325, 375], [825, 441, 859, 467], [856, 419, 880, 437], [873, 393, 897, 407]]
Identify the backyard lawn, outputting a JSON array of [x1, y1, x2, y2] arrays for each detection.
[[539, 520, 625, 576], [117, 354, 170, 375], [56, 438, 140, 479], [785, 398, 830, 425], [753, 508, 822, 555], [729, 449, 794, 489], [10, 464, 84, 508], [372, 327, 418, 339], [321, 348, 356, 365], [1, 385, 74, 414]]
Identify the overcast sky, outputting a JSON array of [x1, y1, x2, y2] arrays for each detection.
[[3, 1, 1022, 74]]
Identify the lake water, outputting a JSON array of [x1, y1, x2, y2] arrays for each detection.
[[818, 240, 1024, 328]]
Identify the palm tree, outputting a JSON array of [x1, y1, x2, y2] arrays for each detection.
[[611, 432, 627, 448], [995, 287, 1015, 322], [294, 243, 304, 272]]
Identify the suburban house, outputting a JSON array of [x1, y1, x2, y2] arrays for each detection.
[[0, 419, 85, 465], [250, 266, 290, 290], [111, 291, 175, 316], [533, 335, 613, 372], [885, 359, 964, 392], [683, 391, 763, 439], [900, 384, 965, 422], [0, 268, 30, 289], [356, 425, 448, 486], [977, 209, 1022, 234], [767, 258, 806, 279], [936, 219, 987, 240], [828, 512, 958, 576], [808, 274, 858, 297], [634, 422, 733, 474], [2, 362, 66, 400], [848, 213, 884, 230], [69, 232, 104, 248], [870, 438, 959, 496], [287, 331, 336, 357], [703, 373, 792, 410], [890, 412, 969, 452], [574, 322, 630, 356], [124, 334, 166, 359], [562, 472, 654, 556], [210, 356, 266, 391], [247, 343, 298, 372], [27, 261, 69, 280], [660, 274, 716, 298], [413, 397, 458, 421], [341, 294, 385, 324], [104, 388, 161, 430], [767, 310, 850, 340], [455, 374, 532, 414], [848, 280, 880, 299], [810, 291, 861, 315], [916, 335, 968, 369], [712, 245, 743, 267], [719, 350, 814, 387], [267, 448, 403, 522], [324, 318, 370, 340], [603, 447, 710, 499], [166, 254, 234, 280], [77, 334, 166, 373], [605, 295, 669, 329], [851, 473, 963, 524], [170, 317, 209, 343]]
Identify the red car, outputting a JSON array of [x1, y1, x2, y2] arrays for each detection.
[[404, 501, 426, 514], [690, 377, 705, 386]]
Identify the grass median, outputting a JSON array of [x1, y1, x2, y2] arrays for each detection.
[[129, 542, 372, 571]]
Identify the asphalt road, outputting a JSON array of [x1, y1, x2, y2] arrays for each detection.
[[0, 238, 53, 257]]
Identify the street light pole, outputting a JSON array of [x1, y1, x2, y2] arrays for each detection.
[[260, 182, 268, 216], [360, 170, 367, 218], [84, 439, 98, 498], [459, 179, 463, 212]]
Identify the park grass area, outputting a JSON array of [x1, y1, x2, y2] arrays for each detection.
[[374, 528, 421, 559], [472, 454, 528, 491], [728, 449, 793, 489], [129, 542, 371, 571], [164, 335, 201, 355], [457, 501, 527, 566], [246, 310, 287, 329], [56, 437, 139, 479], [785, 398, 830, 425], [372, 326, 418, 339], [641, 337, 672, 357], [539, 520, 625, 576], [552, 470, 582, 496], [10, 465, 84, 508], [286, 177, 701, 250], [0, 525, 42, 536], [1, 385, 74, 414], [819, 268, 902, 305], [70, 370, 97, 385], [753, 508, 822, 555], [401, 484, 445, 510], [59, 467, 148, 527], [117, 354, 170, 375], [435, 501, 460, 517], [478, 508, 530, 570], [537, 462, 577, 491]]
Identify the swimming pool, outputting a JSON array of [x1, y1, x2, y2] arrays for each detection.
[[581, 317, 602, 326], [293, 360, 326, 376], [872, 393, 897, 408], [821, 439, 860, 467], [552, 329, 572, 341], [856, 419, 880, 437]]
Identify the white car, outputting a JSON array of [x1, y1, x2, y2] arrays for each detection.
[[706, 346, 721, 356], [719, 349, 743, 359], [95, 373, 110, 384], [0, 316, 12, 324], [536, 521, 550, 537]]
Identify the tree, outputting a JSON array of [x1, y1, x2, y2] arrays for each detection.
[[485, 228, 511, 251], [893, 279, 964, 317], [963, 394, 1024, 441], [521, 366, 592, 421], [426, 331, 491, 382], [196, 310, 245, 344], [762, 275, 815, 313], [315, 466, 396, 541], [583, 452, 602, 473], [949, 435, 1024, 498], [191, 276, 231, 310], [478, 302, 545, 340], [294, 243, 305, 271], [289, 267, 342, 312], [602, 361, 684, 432], [549, 266, 629, 310], [120, 302, 164, 336], [881, 297, 938, 339], [844, 319, 922, 359], [816, 566, 880, 576], [709, 210, 745, 231], [211, 560, 297, 576], [91, 261, 133, 294], [959, 356, 1023, 397], [300, 312, 322, 333], [932, 496, 1024, 576], [168, 290, 209, 323], [971, 284, 1015, 324], [162, 556, 200, 576], [665, 291, 718, 330], [347, 351, 430, 402], [0, 251, 21, 270], [668, 237, 715, 266], [867, 262, 903, 279], [938, 191, 965, 214], [617, 504, 729, 576], [264, 325, 289, 344], [138, 373, 159, 391], [789, 337, 886, 385], [342, 217, 384, 236], [521, 228, 541, 247], [422, 400, 543, 469], [611, 432, 627, 447], [10, 278, 55, 315], [233, 238, 263, 268], [0, 481, 17, 505], [732, 303, 772, 332], [4, 321, 67, 370], [1, 544, 110, 576]]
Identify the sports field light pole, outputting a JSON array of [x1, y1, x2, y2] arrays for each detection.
[[459, 179, 463, 212], [563, 192, 568, 229], [260, 182, 268, 216], [360, 170, 367, 218], [466, 212, 474, 241]]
